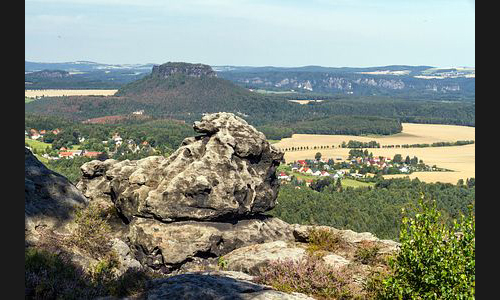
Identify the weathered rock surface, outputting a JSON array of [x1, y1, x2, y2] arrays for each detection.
[[222, 240, 352, 276], [25, 147, 88, 242], [128, 216, 295, 272], [146, 271, 315, 300], [77, 112, 284, 223]]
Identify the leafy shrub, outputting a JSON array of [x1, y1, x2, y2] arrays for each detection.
[[217, 256, 228, 270], [379, 199, 475, 299], [91, 252, 120, 285]]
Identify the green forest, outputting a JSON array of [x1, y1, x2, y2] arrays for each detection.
[[268, 177, 475, 241]]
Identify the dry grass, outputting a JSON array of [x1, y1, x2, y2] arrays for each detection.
[[274, 123, 475, 184], [25, 89, 118, 98]]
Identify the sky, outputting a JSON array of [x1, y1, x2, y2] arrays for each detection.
[[25, 0, 475, 68]]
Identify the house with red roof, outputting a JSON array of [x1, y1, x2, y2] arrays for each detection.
[[58, 152, 74, 158], [83, 151, 102, 158], [278, 172, 290, 180]]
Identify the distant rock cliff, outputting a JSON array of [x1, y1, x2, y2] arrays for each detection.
[[151, 62, 217, 78]]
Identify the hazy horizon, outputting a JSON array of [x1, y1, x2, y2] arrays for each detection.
[[24, 59, 474, 69], [25, 0, 475, 68]]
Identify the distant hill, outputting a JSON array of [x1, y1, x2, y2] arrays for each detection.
[[25, 62, 296, 125], [216, 66, 475, 100], [25, 60, 155, 72], [26, 69, 70, 78], [25, 61, 474, 135], [25, 61, 154, 89]]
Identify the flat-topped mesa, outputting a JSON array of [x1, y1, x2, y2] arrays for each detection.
[[77, 112, 284, 223], [151, 62, 217, 79]]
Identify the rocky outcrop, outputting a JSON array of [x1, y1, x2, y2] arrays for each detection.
[[22, 112, 405, 299], [151, 62, 217, 79], [75, 113, 399, 281], [146, 271, 315, 300], [25, 147, 88, 243], [77, 112, 283, 223]]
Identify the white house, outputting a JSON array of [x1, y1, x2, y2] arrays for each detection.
[[299, 167, 313, 174], [114, 136, 123, 146]]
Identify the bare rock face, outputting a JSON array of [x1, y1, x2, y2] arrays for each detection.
[[151, 62, 217, 79], [78, 112, 284, 223]]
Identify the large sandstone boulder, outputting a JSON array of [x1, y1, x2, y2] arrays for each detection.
[[77, 112, 284, 223]]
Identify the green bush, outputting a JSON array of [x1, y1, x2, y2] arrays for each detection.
[[71, 203, 113, 259], [379, 198, 475, 299]]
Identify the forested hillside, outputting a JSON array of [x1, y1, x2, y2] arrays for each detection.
[[269, 177, 475, 240]]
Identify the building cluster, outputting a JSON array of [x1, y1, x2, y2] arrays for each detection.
[[278, 154, 418, 186]]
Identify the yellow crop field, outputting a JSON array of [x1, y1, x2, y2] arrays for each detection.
[[273, 123, 475, 184], [25, 89, 118, 98]]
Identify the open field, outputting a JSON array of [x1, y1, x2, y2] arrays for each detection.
[[25, 89, 118, 98], [25, 138, 52, 152], [288, 100, 324, 105], [25, 138, 80, 151], [273, 123, 475, 184]]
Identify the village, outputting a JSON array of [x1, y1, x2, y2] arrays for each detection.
[[25, 127, 156, 161], [277, 148, 449, 187]]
